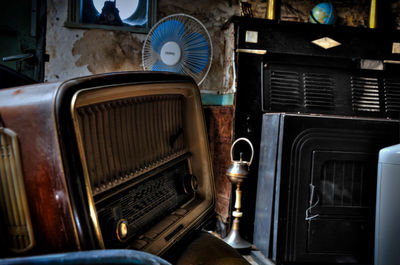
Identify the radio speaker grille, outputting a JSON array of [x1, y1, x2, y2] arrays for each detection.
[[0, 127, 35, 253], [76, 95, 187, 195]]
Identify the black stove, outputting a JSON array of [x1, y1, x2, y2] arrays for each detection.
[[229, 16, 400, 264]]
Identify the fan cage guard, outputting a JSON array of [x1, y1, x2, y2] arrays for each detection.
[[142, 13, 213, 85]]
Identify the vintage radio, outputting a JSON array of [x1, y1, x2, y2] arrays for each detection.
[[0, 72, 231, 262]]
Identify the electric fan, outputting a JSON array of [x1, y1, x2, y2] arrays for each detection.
[[142, 14, 213, 85]]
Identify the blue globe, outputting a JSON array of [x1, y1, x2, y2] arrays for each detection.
[[309, 2, 335, 25]]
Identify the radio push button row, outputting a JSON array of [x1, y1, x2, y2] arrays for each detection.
[[143, 231, 158, 239], [116, 219, 128, 242], [131, 239, 148, 250], [173, 208, 188, 216]]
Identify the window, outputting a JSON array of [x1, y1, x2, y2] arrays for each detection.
[[67, 0, 157, 33]]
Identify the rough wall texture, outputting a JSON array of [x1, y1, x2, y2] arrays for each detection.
[[45, 0, 394, 88], [391, 1, 400, 30], [45, 0, 240, 92], [280, 0, 370, 27], [45, 0, 89, 82], [204, 106, 235, 224], [72, 30, 144, 74]]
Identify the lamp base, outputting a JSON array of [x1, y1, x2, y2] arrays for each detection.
[[223, 219, 252, 250]]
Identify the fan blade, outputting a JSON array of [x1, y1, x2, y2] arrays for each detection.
[[151, 20, 185, 53], [182, 32, 209, 74], [152, 61, 183, 73]]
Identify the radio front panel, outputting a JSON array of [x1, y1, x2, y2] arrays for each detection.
[[70, 81, 215, 254]]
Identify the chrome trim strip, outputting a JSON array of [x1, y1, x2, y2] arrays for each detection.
[[384, 60, 400, 64], [236, 48, 267, 54], [0, 128, 35, 252]]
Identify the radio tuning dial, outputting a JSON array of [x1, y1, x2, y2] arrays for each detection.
[[116, 219, 128, 242], [183, 174, 198, 194]]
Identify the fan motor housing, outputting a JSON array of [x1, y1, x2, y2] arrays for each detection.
[[160, 41, 181, 66]]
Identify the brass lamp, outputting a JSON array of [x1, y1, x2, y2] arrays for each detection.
[[224, 137, 254, 250]]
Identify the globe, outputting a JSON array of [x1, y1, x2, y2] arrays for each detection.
[[309, 2, 336, 25]]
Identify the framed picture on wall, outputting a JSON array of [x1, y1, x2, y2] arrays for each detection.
[[66, 0, 157, 33]]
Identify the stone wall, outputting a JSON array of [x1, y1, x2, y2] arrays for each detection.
[[280, 0, 371, 27]]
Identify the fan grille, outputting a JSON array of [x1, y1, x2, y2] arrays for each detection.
[[142, 14, 213, 85]]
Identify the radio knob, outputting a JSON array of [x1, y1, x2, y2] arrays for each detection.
[[183, 174, 198, 194], [116, 219, 128, 242]]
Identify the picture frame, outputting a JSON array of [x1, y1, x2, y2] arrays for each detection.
[[66, 0, 157, 33]]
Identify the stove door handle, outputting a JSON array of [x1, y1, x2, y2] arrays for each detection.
[[305, 184, 319, 221]]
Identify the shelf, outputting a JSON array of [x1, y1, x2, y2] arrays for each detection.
[[227, 16, 400, 61]]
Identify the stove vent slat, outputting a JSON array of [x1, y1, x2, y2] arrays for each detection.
[[384, 79, 400, 112], [351, 76, 380, 112], [270, 70, 301, 107], [304, 73, 334, 109]]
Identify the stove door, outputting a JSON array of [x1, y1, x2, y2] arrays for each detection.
[[254, 113, 399, 264]]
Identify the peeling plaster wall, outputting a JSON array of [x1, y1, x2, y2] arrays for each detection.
[[45, 1, 397, 89], [45, 1, 89, 82], [45, 0, 240, 92], [72, 30, 144, 73]]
